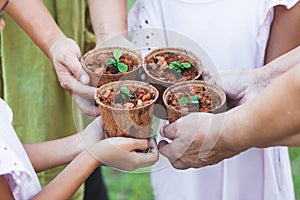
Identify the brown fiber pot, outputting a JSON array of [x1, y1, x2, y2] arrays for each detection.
[[95, 80, 159, 138], [143, 47, 203, 119], [82, 47, 142, 87], [163, 80, 226, 123]]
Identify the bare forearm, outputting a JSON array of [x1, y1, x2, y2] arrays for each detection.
[[252, 46, 300, 90], [5, 0, 65, 59], [225, 63, 300, 149], [88, 0, 127, 45], [265, 3, 300, 63], [31, 150, 99, 199], [260, 132, 300, 147], [23, 134, 83, 172]]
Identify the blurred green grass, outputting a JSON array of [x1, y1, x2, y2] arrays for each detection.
[[290, 147, 300, 199], [102, 167, 154, 200]]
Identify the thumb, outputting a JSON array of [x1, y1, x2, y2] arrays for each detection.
[[120, 138, 150, 151], [67, 38, 90, 85], [160, 120, 180, 140]]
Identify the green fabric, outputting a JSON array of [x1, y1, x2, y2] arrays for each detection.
[[0, 1, 90, 199]]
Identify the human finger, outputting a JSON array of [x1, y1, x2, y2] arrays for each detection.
[[172, 159, 189, 170], [60, 74, 95, 98], [72, 94, 100, 117], [132, 138, 159, 168], [158, 141, 181, 163], [160, 121, 180, 140]]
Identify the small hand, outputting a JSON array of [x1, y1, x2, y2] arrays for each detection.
[[89, 137, 159, 171], [78, 117, 104, 150], [159, 113, 244, 169]]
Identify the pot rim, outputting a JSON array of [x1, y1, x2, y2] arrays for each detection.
[[163, 80, 226, 113], [81, 46, 142, 76], [142, 47, 203, 85], [95, 80, 159, 111]]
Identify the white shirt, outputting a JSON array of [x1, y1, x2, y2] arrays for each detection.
[[0, 98, 41, 200], [129, 0, 298, 199]]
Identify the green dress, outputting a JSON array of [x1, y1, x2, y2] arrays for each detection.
[[1, 1, 90, 199]]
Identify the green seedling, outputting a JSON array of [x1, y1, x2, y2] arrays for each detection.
[[105, 48, 128, 73], [178, 95, 199, 105], [120, 86, 131, 100], [168, 61, 191, 73]]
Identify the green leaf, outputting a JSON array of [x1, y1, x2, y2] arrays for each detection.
[[191, 95, 199, 103], [176, 69, 182, 73], [182, 62, 191, 68], [178, 97, 189, 105], [120, 86, 130, 100], [105, 57, 116, 65], [117, 62, 128, 73], [121, 93, 127, 100], [113, 48, 122, 61], [169, 63, 175, 69], [120, 87, 130, 96], [171, 61, 180, 66]]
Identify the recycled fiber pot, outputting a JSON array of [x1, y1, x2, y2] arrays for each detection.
[[82, 47, 142, 87], [163, 80, 226, 123], [143, 47, 203, 119], [95, 80, 159, 138]]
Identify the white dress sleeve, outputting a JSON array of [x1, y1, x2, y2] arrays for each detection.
[[0, 98, 41, 200], [256, 0, 299, 67]]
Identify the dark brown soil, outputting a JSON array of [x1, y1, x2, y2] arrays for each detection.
[[166, 85, 221, 114], [86, 55, 135, 75], [145, 53, 199, 82], [98, 86, 157, 109]]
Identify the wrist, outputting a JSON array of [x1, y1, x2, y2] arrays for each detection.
[[221, 107, 254, 152], [46, 34, 68, 60], [85, 144, 102, 166]]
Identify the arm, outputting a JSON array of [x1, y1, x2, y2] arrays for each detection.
[[88, 0, 127, 46], [31, 149, 99, 200], [218, 3, 300, 107], [23, 117, 103, 172], [265, 2, 300, 63], [5, 0, 98, 116], [5, 0, 64, 58], [23, 134, 85, 172], [31, 137, 158, 199], [0, 176, 14, 200], [226, 63, 300, 149], [159, 63, 300, 169], [218, 45, 300, 107]]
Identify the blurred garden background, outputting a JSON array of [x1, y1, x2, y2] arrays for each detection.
[[0, 0, 298, 199], [101, 1, 300, 200]]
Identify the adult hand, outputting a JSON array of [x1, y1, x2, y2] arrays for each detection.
[[48, 36, 98, 116], [159, 113, 245, 169], [89, 137, 159, 171], [72, 93, 100, 117], [212, 68, 269, 108]]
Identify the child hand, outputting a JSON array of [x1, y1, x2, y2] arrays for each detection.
[[78, 117, 104, 150], [88, 137, 158, 171]]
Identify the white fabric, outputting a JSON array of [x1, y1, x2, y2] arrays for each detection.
[[0, 98, 41, 200], [129, 0, 298, 199]]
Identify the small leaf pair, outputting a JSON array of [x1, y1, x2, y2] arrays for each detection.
[[178, 95, 199, 105], [105, 48, 129, 73], [168, 61, 191, 73]]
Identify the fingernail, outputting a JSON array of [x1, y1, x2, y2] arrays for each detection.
[[80, 75, 88, 84]]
